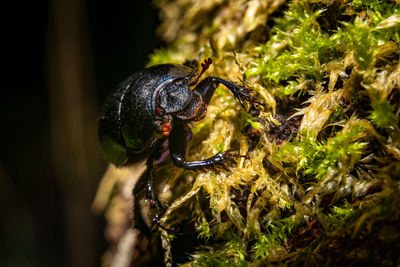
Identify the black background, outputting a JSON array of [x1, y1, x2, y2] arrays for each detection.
[[1, 1, 159, 266]]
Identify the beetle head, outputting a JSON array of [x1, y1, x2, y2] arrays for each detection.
[[176, 91, 207, 121], [157, 79, 191, 114]]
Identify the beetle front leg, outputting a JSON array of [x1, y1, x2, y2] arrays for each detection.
[[193, 76, 262, 108], [169, 121, 237, 171]]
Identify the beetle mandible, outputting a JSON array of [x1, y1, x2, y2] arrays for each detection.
[[98, 57, 260, 231]]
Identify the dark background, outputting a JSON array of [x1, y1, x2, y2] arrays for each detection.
[[1, 1, 159, 266]]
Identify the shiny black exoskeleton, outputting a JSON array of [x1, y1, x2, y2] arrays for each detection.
[[98, 58, 259, 231]]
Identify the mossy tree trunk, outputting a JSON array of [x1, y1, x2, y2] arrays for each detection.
[[95, 0, 400, 266]]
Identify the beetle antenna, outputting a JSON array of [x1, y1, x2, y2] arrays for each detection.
[[189, 58, 212, 86]]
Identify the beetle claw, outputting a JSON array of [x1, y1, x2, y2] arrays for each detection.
[[219, 163, 230, 172], [233, 85, 265, 109], [226, 157, 237, 165], [204, 150, 242, 171], [152, 214, 178, 234]]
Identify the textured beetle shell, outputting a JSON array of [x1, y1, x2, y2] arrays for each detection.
[[98, 64, 193, 165]]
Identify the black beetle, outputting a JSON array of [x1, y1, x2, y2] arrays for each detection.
[[98, 58, 260, 231]]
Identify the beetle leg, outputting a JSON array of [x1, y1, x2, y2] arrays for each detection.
[[153, 213, 177, 233], [134, 168, 177, 234], [146, 169, 163, 211], [133, 169, 152, 235], [144, 152, 178, 233], [193, 76, 264, 108], [169, 121, 240, 170]]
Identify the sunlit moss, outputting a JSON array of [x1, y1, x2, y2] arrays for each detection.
[[252, 215, 299, 260], [246, 4, 339, 96], [146, 48, 173, 66], [368, 100, 398, 129], [343, 17, 376, 70]]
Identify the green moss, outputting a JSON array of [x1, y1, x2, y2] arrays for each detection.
[[147, 48, 173, 66], [182, 232, 247, 267], [326, 105, 347, 125], [196, 220, 214, 241], [352, 0, 400, 24], [275, 125, 368, 181], [252, 215, 299, 260], [343, 17, 376, 70], [246, 4, 339, 96], [328, 201, 355, 225], [239, 111, 264, 131], [368, 100, 398, 129]]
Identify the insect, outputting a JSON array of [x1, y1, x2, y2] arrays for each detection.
[[98, 57, 260, 231]]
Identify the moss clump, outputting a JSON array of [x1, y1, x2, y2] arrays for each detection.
[[368, 100, 398, 128], [96, 0, 400, 266], [276, 123, 368, 180], [148, 0, 400, 265], [246, 5, 338, 96]]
